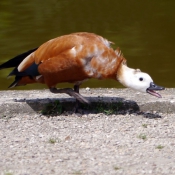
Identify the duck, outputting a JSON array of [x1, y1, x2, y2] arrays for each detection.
[[0, 32, 164, 104]]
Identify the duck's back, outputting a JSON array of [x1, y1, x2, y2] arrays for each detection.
[[13, 32, 126, 88]]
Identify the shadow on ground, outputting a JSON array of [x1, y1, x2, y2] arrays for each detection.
[[15, 96, 162, 119]]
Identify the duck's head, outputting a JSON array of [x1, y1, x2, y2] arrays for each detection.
[[117, 64, 165, 98]]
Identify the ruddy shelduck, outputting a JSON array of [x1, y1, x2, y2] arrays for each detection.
[[0, 32, 164, 103]]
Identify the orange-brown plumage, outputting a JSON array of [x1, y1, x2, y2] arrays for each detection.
[[17, 32, 126, 88]]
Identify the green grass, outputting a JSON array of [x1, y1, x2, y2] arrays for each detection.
[[49, 138, 57, 144], [113, 166, 121, 170], [4, 172, 13, 175], [71, 171, 82, 175], [41, 100, 63, 115], [156, 145, 164, 149], [82, 101, 123, 115], [95, 102, 122, 115], [41, 99, 124, 115], [142, 124, 148, 128], [138, 134, 147, 140]]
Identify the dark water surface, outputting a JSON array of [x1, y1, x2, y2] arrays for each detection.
[[0, 0, 175, 90]]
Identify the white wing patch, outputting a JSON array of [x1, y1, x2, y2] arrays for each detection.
[[18, 52, 34, 72]]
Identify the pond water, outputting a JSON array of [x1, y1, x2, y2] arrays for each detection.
[[0, 0, 175, 90]]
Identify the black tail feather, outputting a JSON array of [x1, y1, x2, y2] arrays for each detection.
[[7, 68, 18, 77], [0, 47, 38, 70], [8, 76, 22, 88], [0, 47, 39, 88], [8, 67, 31, 77]]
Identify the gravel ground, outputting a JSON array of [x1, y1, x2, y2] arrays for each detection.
[[0, 112, 175, 175]]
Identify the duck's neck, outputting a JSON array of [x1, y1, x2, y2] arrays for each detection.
[[117, 64, 135, 88]]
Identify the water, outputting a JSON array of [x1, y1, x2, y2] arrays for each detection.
[[0, 0, 175, 90]]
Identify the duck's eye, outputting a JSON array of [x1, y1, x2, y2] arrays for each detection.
[[139, 77, 143, 81]]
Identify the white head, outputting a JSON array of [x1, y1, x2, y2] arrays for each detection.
[[117, 64, 164, 98]]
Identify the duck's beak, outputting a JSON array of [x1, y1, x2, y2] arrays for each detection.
[[146, 82, 165, 98]]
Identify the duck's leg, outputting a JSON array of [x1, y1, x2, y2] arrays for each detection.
[[50, 87, 89, 104]]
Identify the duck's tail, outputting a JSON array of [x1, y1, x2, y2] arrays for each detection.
[[0, 48, 39, 88], [0, 48, 38, 70]]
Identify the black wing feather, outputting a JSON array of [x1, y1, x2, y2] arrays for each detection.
[[0, 47, 38, 69]]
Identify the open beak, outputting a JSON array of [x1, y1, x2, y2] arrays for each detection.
[[146, 82, 165, 98]]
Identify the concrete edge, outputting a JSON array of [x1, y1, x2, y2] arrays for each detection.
[[0, 88, 174, 115]]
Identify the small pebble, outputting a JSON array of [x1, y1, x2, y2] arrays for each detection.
[[86, 87, 90, 91]]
